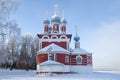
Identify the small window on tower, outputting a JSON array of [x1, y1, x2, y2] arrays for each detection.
[[65, 56, 69, 63], [76, 56, 82, 64]]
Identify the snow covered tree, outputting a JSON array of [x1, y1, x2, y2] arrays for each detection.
[[0, 0, 21, 68], [7, 35, 20, 64]]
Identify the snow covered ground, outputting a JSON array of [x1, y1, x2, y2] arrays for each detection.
[[0, 69, 120, 80]]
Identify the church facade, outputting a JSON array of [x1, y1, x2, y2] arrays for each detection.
[[36, 7, 92, 74]]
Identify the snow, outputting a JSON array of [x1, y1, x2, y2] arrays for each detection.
[[72, 48, 91, 54], [38, 43, 69, 54], [70, 65, 92, 73], [37, 60, 70, 72], [0, 69, 120, 80], [37, 64, 63, 72]]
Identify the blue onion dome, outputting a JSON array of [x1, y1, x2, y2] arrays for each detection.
[[61, 18, 67, 24], [43, 19, 50, 24], [74, 36, 80, 42], [51, 15, 61, 23]]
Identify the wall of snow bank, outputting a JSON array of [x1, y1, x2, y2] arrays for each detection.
[[70, 65, 92, 73]]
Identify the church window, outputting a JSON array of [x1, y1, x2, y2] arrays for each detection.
[[76, 56, 82, 64], [49, 53, 54, 61], [65, 56, 69, 63]]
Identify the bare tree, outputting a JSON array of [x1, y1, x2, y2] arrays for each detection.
[[20, 34, 33, 70], [17, 35, 39, 70], [30, 36, 39, 69]]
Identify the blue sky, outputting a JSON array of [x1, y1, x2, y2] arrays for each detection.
[[13, 0, 120, 70]]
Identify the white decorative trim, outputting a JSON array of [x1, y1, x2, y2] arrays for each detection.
[[37, 51, 70, 55], [60, 35, 67, 39], [52, 22, 60, 26], [51, 35, 58, 39], [40, 38, 70, 42], [42, 35, 49, 39]]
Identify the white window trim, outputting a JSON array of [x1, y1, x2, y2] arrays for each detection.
[[60, 35, 67, 39], [51, 35, 58, 39], [40, 38, 70, 42], [42, 35, 49, 39]]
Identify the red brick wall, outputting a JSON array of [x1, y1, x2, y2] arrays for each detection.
[[37, 54, 48, 64], [87, 55, 92, 65], [56, 53, 70, 65]]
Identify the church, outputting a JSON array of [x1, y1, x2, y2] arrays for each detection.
[[36, 6, 92, 74]]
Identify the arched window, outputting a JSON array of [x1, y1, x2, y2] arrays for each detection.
[[76, 56, 82, 64], [65, 56, 69, 63]]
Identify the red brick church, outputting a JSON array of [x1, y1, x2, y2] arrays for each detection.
[[36, 6, 92, 74]]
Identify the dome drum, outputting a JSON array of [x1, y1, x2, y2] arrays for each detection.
[[44, 25, 49, 33], [61, 25, 66, 33]]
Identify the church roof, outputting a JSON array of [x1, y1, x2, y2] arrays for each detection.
[[72, 48, 92, 54], [51, 15, 61, 23], [43, 19, 50, 24], [40, 60, 64, 66], [38, 43, 70, 54], [61, 18, 67, 24]]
